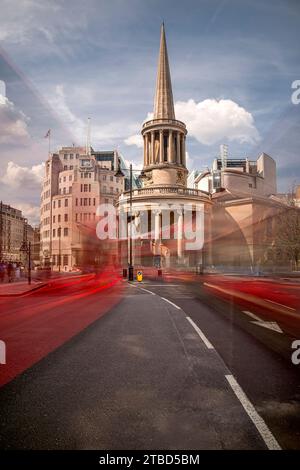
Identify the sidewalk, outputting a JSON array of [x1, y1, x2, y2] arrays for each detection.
[[0, 280, 46, 297]]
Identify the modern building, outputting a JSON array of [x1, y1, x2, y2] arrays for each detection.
[[40, 147, 125, 271], [117, 24, 212, 269], [187, 148, 293, 273], [192, 150, 277, 197], [0, 202, 34, 262]]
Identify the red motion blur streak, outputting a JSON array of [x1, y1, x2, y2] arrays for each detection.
[[201, 275, 300, 335], [0, 273, 124, 387]]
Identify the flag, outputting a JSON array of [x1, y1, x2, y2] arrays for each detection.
[[44, 129, 51, 138]]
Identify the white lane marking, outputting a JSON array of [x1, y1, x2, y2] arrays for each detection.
[[251, 321, 283, 334], [225, 375, 281, 450], [161, 297, 181, 310], [243, 310, 261, 321], [186, 317, 214, 350], [140, 287, 156, 296], [263, 299, 296, 311], [143, 284, 180, 287]]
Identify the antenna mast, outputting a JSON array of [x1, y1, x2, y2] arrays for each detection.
[[86, 117, 91, 156], [220, 144, 228, 169]]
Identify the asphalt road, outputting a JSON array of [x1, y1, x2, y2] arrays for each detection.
[[0, 276, 299, 449]]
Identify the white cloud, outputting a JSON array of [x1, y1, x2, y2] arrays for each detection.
[[0, 94, 30, 145], [175, 99, 260, 145], [124, 99, 260, 149], [14, 203, 40, 226], [124, 134, 143, 148], [1, 161, 44, 189]]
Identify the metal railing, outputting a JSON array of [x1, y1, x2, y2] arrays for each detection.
[[123, 186, 209, 198], [142, 118, 186, 129]]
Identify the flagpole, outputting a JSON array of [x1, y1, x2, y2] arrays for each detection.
[[48, 131, 51, 156]]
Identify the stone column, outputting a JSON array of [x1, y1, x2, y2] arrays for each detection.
[[168, 130, 173, 163], [177, 209, 184, 259], [154, 209, 161, 256], [143, 135, 147, 167], [159, 130, 164, 163], [182, 136, 186, 167], [177, 132, 181, 165], [151, 131, 155, 165]]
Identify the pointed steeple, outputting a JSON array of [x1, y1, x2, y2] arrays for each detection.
[[153, 23, 175, 120]]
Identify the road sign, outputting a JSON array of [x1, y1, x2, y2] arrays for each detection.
[[137, 271, 143, 282]]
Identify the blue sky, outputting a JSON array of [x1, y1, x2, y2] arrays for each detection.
[[0, 0, 299, 223]]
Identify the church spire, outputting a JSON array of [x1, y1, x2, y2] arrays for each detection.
[[153, 23, 175, 120]]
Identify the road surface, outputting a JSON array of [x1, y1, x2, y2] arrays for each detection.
[[0, 274, 299, 449]]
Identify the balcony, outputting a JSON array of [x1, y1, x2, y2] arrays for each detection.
[[142, 118, 186, 130], [122, 185, 210, 200]]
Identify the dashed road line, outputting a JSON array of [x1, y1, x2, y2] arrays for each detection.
[[161, 297, 181, 310], [225, 374, 281, 450], [186, 316, 214, 350], [140, 288, 156, 295]]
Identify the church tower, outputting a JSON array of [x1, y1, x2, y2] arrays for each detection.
[[141, 24, 188, 187]]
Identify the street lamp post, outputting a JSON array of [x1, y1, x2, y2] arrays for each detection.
[[20, 240, 32, 285], [128, 164, 134, 281], [115, 162, 145, 282], [58, 226, 61, 273]]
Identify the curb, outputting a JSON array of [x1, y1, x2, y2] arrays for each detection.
[[0, 283, 47, 298]]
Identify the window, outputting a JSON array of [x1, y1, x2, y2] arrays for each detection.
[[84, 198, 88, 206], [76, 198, 78, 206], [84, 184, 88, 192], [57, 227, 61, 237], [58, 214, 61, 223], [63, 176, 66, 182], [103, 175, 106, 181], [69, 175, 72, 181], [58, 200, 61, 208], [64, 199, 68, 207], [64, 165, 67, 170], [64, 228, 68, 236], [110, 176, 113, 182], [103, 186, 107, 193], [63, 254, 68, 265], [89, 184, 91, 192], [75, 213, 78, 221], [53, 215, 55, 223], [88, 198, 91, 206], [64, 154, 68, 160], [116, 177, 119, 183], [70, 154, 73, 159], [105, 198, 109, 204], [249, 183, 253, 188], [64, 214, 68, 222], [93, 198, 96, 206], [76, 154, 79, 159], [53, 201, 56, 209], [70, 165, 73, 170], [53, 229, 56, 237]]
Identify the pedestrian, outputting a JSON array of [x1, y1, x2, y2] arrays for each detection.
[[0, 261, 5, 283], [15, 263, 21, 281], [7, 262, 14, 283]]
